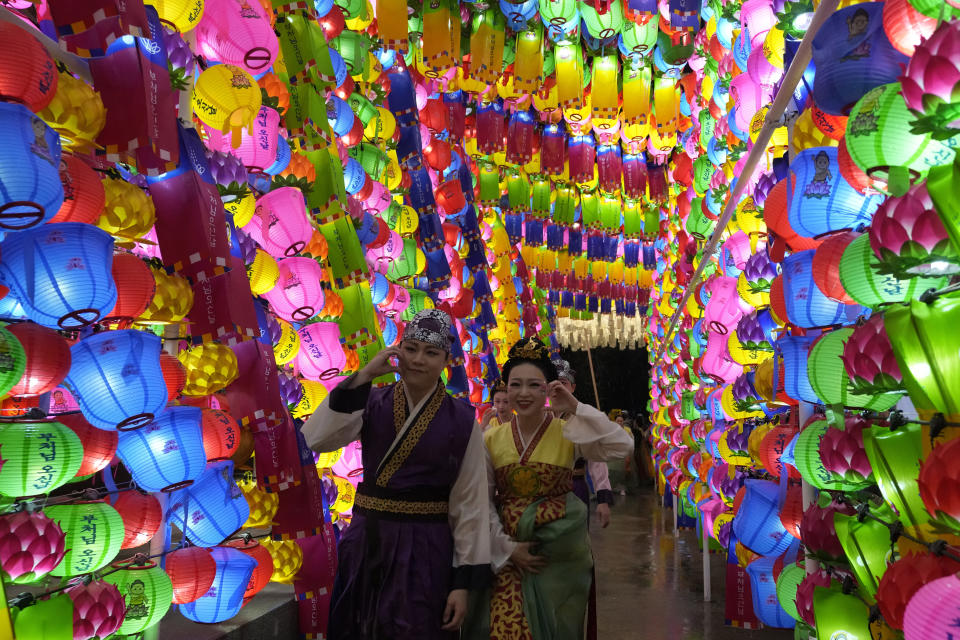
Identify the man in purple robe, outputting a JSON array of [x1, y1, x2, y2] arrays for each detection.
[[302, 309, 491, 639]]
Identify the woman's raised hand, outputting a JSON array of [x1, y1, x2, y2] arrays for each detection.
[[510, 542, 546, 574], [547, 380, 578, 415]]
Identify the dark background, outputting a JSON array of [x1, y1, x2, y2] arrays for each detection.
[[559, 347, 649, 418]]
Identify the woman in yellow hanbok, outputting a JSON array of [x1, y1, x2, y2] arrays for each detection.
[[465, 338, 634, 639]]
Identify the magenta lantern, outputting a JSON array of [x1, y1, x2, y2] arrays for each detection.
[[296, 322, 347, 381], [261, 257, 325, 322], [195, 0, 279, 75], [244, 187, 312, 258], [204, 106, 280, 172]]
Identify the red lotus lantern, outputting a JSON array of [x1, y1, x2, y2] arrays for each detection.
[[50, 155, 104, 224], [112, 490, 163, 550], [0, 510, 66, 584], [58, 413, 118, 478], [918, 437, 960, 531], [165, 546, 218, 604], [819, 417, 875, 488], [200, 408, 240, 461], [876, 552, 960, 629], [107, 253, 156, 320], [67, 580, 126, 640], [224, 538, 273, 602], [800, 501, 854, 561], [0, 21, 57, 112], [6, 321, 71, 397]]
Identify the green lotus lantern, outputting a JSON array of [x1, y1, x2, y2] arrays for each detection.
[[807, 329, 900, 411]]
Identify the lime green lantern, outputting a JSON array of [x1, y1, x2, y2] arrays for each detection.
[[104, 560, 174, 634], [807, 329, 901, 411], [839, 234, 948, 309], [833, 502, 898, 603], [685, 198, 714, 240], [883, 292, 960, 420], [402, 288, 433, 321], [812, 585, 873, 638], [579, 0, 624, 39], [0, 422, 83, 498], [45, 502, 124, 576], [775, 563, 806, 622], [0, 324, 25, 398], [793, 420, 845, 490], [863, 422, 934, 541], [386, 238, 424, 282]]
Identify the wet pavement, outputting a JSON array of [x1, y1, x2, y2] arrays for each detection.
[[591, 489, 794, 640]]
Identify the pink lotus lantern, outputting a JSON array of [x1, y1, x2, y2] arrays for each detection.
[[244, 187, 312, 258], [902, 573, 960, 640], [819, 417, 875, 487], [868, 182, 959, 278], [795, 571, 832, 625], [0, 511, 66, 584], [204, 106, 280, 171], [900, 19, 960, 137], [918, 437, 960, 531], [800, 501, 854, 561], [297, 322, 347, 381], [195, 0, 279, 75], [262, 257, 326, 321], [840, 314, 903, 395], [67, 580, 126, 640]]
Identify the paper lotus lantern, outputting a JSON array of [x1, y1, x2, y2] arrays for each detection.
[[731, 479, 793, 557], [57, 413, 118, 478], [818, 417, 875, 489], [244, 187, 312, 258], [901, 19, 960, 139], [117, 406, 206, 492], [0, 21, 57, 112], [167, 460, 249, 547], [919, 437, 960, 532], [49, 155, 105, 225], [296, 322, 347, 380], [179, 545, 256, 624], [191, 64, 262, 147], [103, 559, 174, 635], [807, 328, 900, 410], [781, 250, 863, 329], [261, 539, 302, 584], [801, 501, 853, 562], [67, 579, 126, 640], [794, 570, 831, 626], [139, 268, 194, 324], [0, 510, 65, 584], [45, 502, 124, 577], [37, 69, 106, 153], [177, 342, 239, 396], [884, 293, 960, 419], [97, 178, 156, 242], [0, 102, 63, 231], [786, 147, 881, 238], [810, 3, 909, 116], [838, 234, 947, 309], [846, 83, 958, 196], [0, 421, 83, 497], [262, 257, 326, 322], [224, 538, 273, 600], [66, 329, 167, 430], [112, 490, 163, 549], [877, 553, 960, 630], [238, 475, 278, 528], [840, 314, 903, 395], [201, 408, 240, 461], [0, 222, 117, 329], [903, 573, 960, 640], [869, 182, 960, 278], [165, 546, 217, 604]]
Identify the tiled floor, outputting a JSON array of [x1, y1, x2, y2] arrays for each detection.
[[592, 490, 794, 640]]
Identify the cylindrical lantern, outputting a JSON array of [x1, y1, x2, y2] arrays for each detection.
[[194, 0, 278, 75], [0, 324, 26, 398], [159, 352, 186, 401], [0, 102, 64, 230], [201, 408, 240, 461], [112, 489, 163, 549], [262, 257, 326, 321], [179, 545, 256, 623], [165, 546, 217, 605], [103, 559, 174, 635], [0, 21, 57, 112], [0, 223, 117, 329], [6, 321, 67, 397], [781, 250, 863, 328], [296, 322, 347, 380], [49, 155, 104, 225], [66, 329, 168, 430], [58, 413, 118, 478], [177, 342, 239, 397], [244, 187, 312, 258], [839, 233, 947, 309], [0, 510, 66, 584], [167, 460, 250, 547], [44, 501, 124, 576], [731, 479, 794, 556], [117, 406, 207, 492], [0, 421, 83, 497], [191, 64, 262, 146]]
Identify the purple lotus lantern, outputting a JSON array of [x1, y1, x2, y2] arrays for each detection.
[[736, 309, 778, 351], [868, 182, 959, 278], [743, 245, 779, 293], [206, 149, 249, 192], [819, 417, 875, 488], [732, 373, 762, 412], [840, 314, 903, 395]]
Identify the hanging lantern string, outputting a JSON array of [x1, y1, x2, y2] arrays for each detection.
[[2, 480, 141, 514], [831, 493, 960, 564], [7, 530, 274, 609], [887, 410, 960, 441], [918, 282, 960, 304]]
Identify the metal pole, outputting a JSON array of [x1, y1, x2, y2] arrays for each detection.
[[798, 402, 820, 576], [703, 513, 711, 602], [586, 346, 602, 412], [654, 0, 842, 362]]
